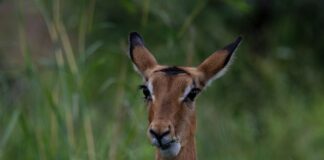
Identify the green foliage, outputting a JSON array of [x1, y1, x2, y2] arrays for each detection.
[[0, 0, 324, 159]]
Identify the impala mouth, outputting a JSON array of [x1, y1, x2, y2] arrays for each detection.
[[159, 141, 181, 157], [159, 139, 176, 150], [151, 136, 178, 149], [151, 137, 181, 157]]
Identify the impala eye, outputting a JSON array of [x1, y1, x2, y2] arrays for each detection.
[[139, 85, 152, 101], [185, 88, 201, 102]]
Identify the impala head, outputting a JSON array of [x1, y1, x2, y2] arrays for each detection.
[[128, 32, 242, 158]]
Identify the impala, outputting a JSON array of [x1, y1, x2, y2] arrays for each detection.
[[128, 32, 242, 160]]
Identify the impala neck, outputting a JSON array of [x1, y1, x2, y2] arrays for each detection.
[[155, 133, 196, 160]]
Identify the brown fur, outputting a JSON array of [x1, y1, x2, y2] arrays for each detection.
[[128, 32, 242, 160], [147, 70, 198, 160]]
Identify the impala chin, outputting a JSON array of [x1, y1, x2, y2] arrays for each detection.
[[159, 141, 181, 158], [151, 137, 181, 158]]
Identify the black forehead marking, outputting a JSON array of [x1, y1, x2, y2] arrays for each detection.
[[157, 66, 189, 76]]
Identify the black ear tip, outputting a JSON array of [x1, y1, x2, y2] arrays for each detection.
[[129, 32, 141, 38], [129, 32, 144, 46], [236, 36, 243, 43], [223, 35, 243, 54]]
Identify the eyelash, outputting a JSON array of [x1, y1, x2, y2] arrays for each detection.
[[139, 85, 152, 101]]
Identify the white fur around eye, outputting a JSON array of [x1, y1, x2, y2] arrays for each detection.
[[147, 80, 155, 101], [179, 85, 193, 102]]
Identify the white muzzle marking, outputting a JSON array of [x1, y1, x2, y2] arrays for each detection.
[[159, 142, 181, 158]]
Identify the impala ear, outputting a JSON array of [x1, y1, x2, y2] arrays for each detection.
[[129, 32, 158, 78], [198, 36, 242, 85]]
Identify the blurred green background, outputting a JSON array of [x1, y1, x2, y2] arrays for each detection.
[[1, 0, 324, 159]]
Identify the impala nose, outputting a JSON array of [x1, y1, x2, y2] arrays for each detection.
[[149, 129, 170, 140], [149, 129, 173, 148], [149, 123, 174, 149]]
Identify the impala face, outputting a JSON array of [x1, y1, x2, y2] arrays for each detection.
[[140, 67, 201, 157], [128, 32, 241, 158]]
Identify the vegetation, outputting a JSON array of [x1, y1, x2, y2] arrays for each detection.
[[0, 0, 324, 159]]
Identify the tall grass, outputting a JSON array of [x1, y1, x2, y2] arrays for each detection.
[[1, 0, 324, 160]]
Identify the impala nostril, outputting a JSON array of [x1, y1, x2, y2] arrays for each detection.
[[149, 128, 170, 139], [149, 129, 157, 137], [160, 130, 170, 138]]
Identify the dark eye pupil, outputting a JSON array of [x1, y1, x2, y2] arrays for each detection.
[[139, 85, 151, 100], [186, 88, 200, 101], [142, 88, 151, 99]]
